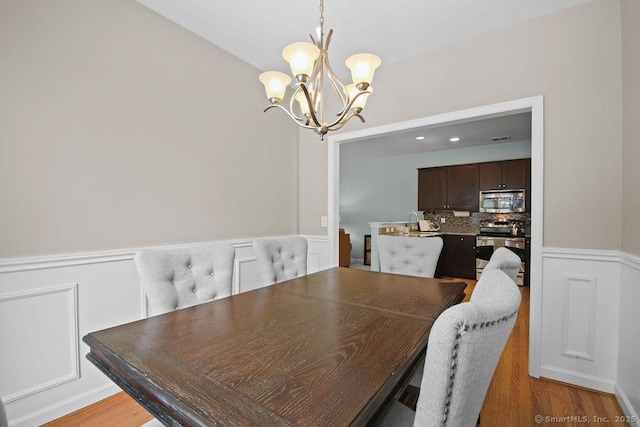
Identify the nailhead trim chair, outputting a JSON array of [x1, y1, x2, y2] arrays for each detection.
[[381, 268, 521, 427], [134, 243, 235, 317], [253, 237, 308, 286], [484, 246, 521, 282], [378, 235, 444, 278]]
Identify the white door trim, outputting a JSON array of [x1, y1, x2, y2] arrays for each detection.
[[327, 95, 544, 377]]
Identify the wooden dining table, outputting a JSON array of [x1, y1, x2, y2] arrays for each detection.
[[83, 267, 466, 426]]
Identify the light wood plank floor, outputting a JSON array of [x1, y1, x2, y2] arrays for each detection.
[[45, 279, 626, 427]]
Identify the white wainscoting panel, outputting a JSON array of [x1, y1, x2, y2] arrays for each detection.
[[0, 283, 79, 403], [616, 252, 640, 424], [540, 248, 620, 393], [561, 274, 596, 361], [0, 234, 329, 426], [304, 235, 331, 272]]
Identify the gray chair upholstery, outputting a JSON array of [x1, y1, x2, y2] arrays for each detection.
[[0, 398, 7, 427], [253, 237, 308, 285], [484, 246, 521, 282], [378, 235, 443, 278], [382, 268, 521, 427], [134, 243, 235, 317]]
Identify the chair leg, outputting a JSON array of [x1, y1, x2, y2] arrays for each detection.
[[398, 385, 420, 411]]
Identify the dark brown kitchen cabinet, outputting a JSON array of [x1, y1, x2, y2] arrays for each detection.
[[418, 164, 479, 211], [479, 159, 529, 191], [436, 234, 476, 280], [446, 164, 479, 211], [418, 167, 447, 211]]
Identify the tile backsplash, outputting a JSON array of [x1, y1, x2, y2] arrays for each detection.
[[422, 211, 531, 235]]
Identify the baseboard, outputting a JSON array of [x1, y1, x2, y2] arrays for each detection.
[[615, 384, 640, 427], [539, 365, 615, 394], [9, 383, 120, 427]]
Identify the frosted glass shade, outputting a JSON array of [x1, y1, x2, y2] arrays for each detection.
[[295, 92, 310, 115], [345, 84, 372, 110], [345, 53, 381, 87], [282, 42, 320, 78], [259, 71, 291, 102]]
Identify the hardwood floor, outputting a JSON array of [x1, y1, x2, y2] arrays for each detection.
[[45, 280, 626, 426]]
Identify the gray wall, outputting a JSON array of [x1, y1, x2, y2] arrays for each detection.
[[0, 0, 300, 258], [300, 0, 625, 254], [340, 141, 531, 262]]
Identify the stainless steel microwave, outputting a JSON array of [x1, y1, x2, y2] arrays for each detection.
[[479, 189, 526, 213]]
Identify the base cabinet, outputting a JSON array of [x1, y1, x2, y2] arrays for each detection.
[[436, 234, 476, 280]]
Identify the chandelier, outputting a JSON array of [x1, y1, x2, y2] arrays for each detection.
[[258, 0, 381, 140]]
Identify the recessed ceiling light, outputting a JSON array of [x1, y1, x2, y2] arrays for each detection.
[[415, 136, 425, 140], [449, 137, 460, 142]]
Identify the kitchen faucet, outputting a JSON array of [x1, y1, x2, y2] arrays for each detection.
[[408, 211, 419, 229]]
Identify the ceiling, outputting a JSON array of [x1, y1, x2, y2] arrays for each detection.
[[340, 112, 532, 161], [136, 0, 588, 159]]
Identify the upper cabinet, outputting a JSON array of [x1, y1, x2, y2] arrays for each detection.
[[419, 158, 531, 212], [479, 159, 529, 191], [418, 167, 447, 211], [418, 163, 479, 211]]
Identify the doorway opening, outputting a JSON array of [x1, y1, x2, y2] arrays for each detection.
[[327, 96, 543, 377]]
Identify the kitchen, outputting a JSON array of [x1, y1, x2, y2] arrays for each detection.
[[339, 112, 533, 285]]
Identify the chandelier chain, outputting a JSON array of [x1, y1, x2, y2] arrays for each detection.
[[319, 0, 324, 31]]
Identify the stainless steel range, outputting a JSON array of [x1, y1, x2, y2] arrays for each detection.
[[476, 220, 526, 286]]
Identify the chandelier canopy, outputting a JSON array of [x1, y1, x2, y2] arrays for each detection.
[[258, 0, 381, 140]]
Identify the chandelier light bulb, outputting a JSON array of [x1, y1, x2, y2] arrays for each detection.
[[258, 71, 292, 103], [282, 42, 320, 81], [345, 84, 372, 111], [345, 53, 381, 89], [295, 92, 311, 115]]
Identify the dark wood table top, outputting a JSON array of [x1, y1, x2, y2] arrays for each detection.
[[83, 267, 466, 426]]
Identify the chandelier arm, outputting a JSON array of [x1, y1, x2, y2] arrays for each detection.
[[322, 30, 350, 115], [288, 86, 308, 122], [263, 104, 317, 130], [327, 73, 349, 117], [327, 112, 365, 132], [323, 29, 347, 90], [298, 84, 323, 128], [324, 90, 369, 128]]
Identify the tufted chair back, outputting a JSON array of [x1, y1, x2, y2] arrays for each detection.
[[253, 237, 308, 286], [484, 246, 521, 282], [381, 269, 521, 427], [377, 235, 444, 278], [134, 244, 235, 317]]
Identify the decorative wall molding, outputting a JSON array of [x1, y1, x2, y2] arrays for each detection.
[[0, 283, 79, 403], [542, 247, 620, 262], [561, 274, 596, 361], [0, 236, 318, 274], [621, 251, 640, 271]]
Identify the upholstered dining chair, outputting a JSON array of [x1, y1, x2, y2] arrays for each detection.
[[377, 235, 444, 278], [484, 246, 521, 282], [134, 243, 235, 317], [253, 237, 308, 286], [382, 268, 521, 427]]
